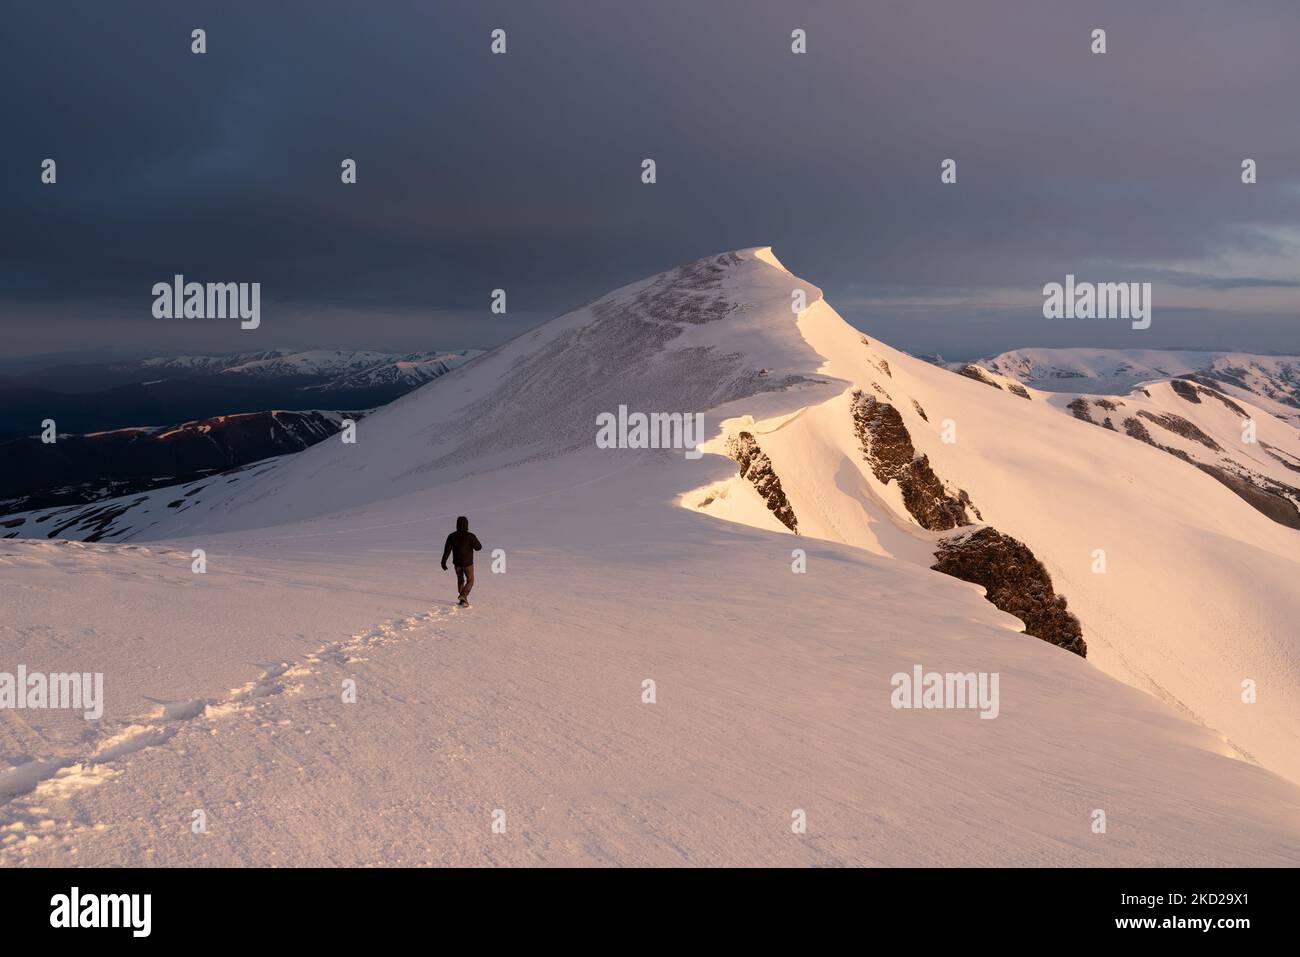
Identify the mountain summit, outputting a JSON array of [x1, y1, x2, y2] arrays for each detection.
[[4, 250, 1300, 866]]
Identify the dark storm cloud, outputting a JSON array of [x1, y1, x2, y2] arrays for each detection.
[[1167, 276, 1300, 290], [1, 0, 1297, 360]]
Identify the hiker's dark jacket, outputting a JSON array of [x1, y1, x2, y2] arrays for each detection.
[[442, 518, 482, 567]]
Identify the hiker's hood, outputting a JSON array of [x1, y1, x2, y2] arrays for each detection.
[[456, 516, 469, 532]]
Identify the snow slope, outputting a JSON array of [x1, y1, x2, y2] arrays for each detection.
[[3, 249, 1299, 865], [5, 454, 1300, 866], [685, 294, 1300, 789]]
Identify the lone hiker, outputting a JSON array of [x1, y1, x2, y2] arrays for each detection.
[[441, 515, 483, 607]]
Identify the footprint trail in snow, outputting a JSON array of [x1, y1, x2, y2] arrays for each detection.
[[0, 606, 454, 859]]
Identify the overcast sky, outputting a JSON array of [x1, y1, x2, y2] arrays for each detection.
[[2, 0, 1297, 364]]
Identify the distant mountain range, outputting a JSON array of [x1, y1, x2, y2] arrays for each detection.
[[0, 349, 480, 513], [0, 348, 481, 439], [967, 348, 1300, 425], [130, 349, 475, 388], [0, 409, 362, 514]]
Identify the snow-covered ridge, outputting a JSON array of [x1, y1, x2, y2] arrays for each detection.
[[13, 247, 1299, 788], [4, 248, 1300, 866], [690, 293, 1300, 787], [974, 348, 1300, 424], [951, 350, 1300, 530]]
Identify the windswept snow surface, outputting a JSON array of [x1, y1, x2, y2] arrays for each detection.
[[3, 249, 1299, 866]]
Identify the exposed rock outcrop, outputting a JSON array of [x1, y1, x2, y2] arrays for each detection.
[[725, 431, 798, 532], [932, 528, 1087, 657], [958, 365, 1003, 390], [1262, 442, 1300, 474], [1122, 416, 1153, 443], [1069, 398, 1120, 428], [1136, 410, 1222, 451], [1170, 378, 1201, 403], [1170, 376, 1250, 417], [851, 391, 979, 530], [1067, 398, 1094, 423]]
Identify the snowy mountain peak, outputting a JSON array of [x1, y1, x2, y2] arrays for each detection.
[[7, 249, 1300, 795], [6, 248, 1300, 866]]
